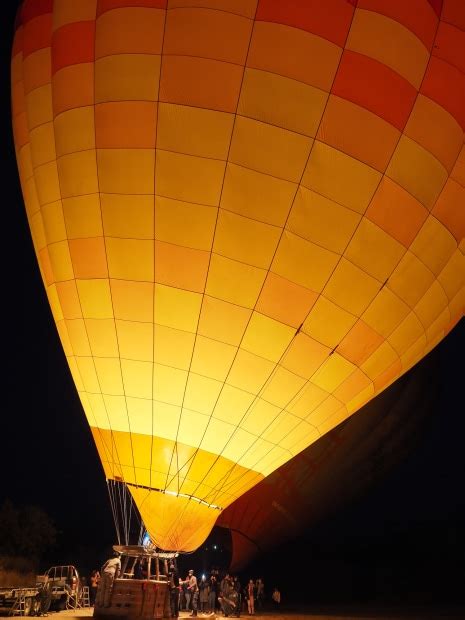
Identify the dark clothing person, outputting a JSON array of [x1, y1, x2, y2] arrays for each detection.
[[255, 579, 264, 611], [169, 564, 180, 618], [219, 588, 240, 617], [208, 575, 218, 613], [89, 570, 100, 606], [199, 577, 209, 612]]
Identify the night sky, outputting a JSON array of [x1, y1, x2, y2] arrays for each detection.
[[1, 0, 465, 609]]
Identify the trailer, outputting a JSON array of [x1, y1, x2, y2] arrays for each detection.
[[0, 565, 84, 616], [0, 585, 44, 617]]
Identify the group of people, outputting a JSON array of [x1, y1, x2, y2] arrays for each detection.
[[168, 569, 277, 618], [88, 553, 281, 616]]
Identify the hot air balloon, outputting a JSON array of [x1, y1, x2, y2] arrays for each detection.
[[11, 0, 465, 554]]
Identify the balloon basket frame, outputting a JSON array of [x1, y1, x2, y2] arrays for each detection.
[[94, 546, 177, 620], [93, 578, 170, 620]]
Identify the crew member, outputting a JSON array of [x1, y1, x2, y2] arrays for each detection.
[[96, 551, 121, 608]]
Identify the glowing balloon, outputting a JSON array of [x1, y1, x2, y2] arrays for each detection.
[[11, 0, 464, 551]]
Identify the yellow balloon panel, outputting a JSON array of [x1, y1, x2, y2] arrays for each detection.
[[12, 0, 465, 551]]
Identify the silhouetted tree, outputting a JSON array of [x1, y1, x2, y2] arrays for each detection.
[[0, 499, 57, 565]]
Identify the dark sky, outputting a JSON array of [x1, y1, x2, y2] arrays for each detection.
[[1, 0, 116, 573], [2, 0, 465, 605]]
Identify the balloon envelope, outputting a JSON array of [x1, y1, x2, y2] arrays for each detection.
[[218, 343, 443, 571], [11, 0, 464, 551]]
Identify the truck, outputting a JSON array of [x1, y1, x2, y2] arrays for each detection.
[[0, 565, 83, 616]]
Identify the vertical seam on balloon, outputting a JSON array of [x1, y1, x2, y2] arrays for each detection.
[[157, 7, 252, 497], [154, 5, 190, 552], [88, 3, 138, 526], [152, 4, 183, 553], [146, 2, 168, 534], [162, 3, 262, 503]]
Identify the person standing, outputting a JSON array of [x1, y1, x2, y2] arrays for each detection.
[[220, 573, 230, 603], [271, 587, 281, 611], [187, 569, 199, 616], [199, 575, 209, 613], [89, 570, 100, 606], [184, 571, 192, 612], [179, 576, 187, 611], [96, 552, 121, 608], [246, 579, 255, 615], [208, 575, 217, 613], [255, 578, 264, 611], [233, 577, 242, 617], [168, 563, 180, 618]]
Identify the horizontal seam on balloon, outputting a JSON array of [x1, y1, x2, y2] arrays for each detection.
[[431, 50, 465, 76], [39, 228, 379, 282], [88, 375, 341, 461], [123, 482, 223, 511], [77, 346, 317, 383], [59, 289, 313, 332], [20, 13, 378, 62], [38, 229, 452, 309], [26, 160, 370, 221], [21, 170, 459, 290], [51, 100, 318, 141], [25, 119, 454, 199], [16, 27, 465, 85], [91, 50, 245, 68], [109, 471, 230, 493], [438, 18, 465, 35], [27, 240, 452, 394], [47, 56, 332, 97], [35, 238, 460, 326], [88, 401, 265, 441], [256, 12, 443, 54], [64, 302, 441, 382], [72, 386, 311, 434], [97, 5, 254, 22], [359, 8, 434, 60], [24, 92, 458, 178], [21, 165, 465, 216]]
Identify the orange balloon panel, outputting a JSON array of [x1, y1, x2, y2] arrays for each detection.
[[11, 0, 465, 551]]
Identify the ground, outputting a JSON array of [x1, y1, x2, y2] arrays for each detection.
[[3, 607, 464, 620]]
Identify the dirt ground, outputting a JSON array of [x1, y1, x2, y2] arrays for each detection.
[[5, 608, 464, 620]]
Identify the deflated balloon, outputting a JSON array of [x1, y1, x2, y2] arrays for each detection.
[[11, 0, 464, 551]]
